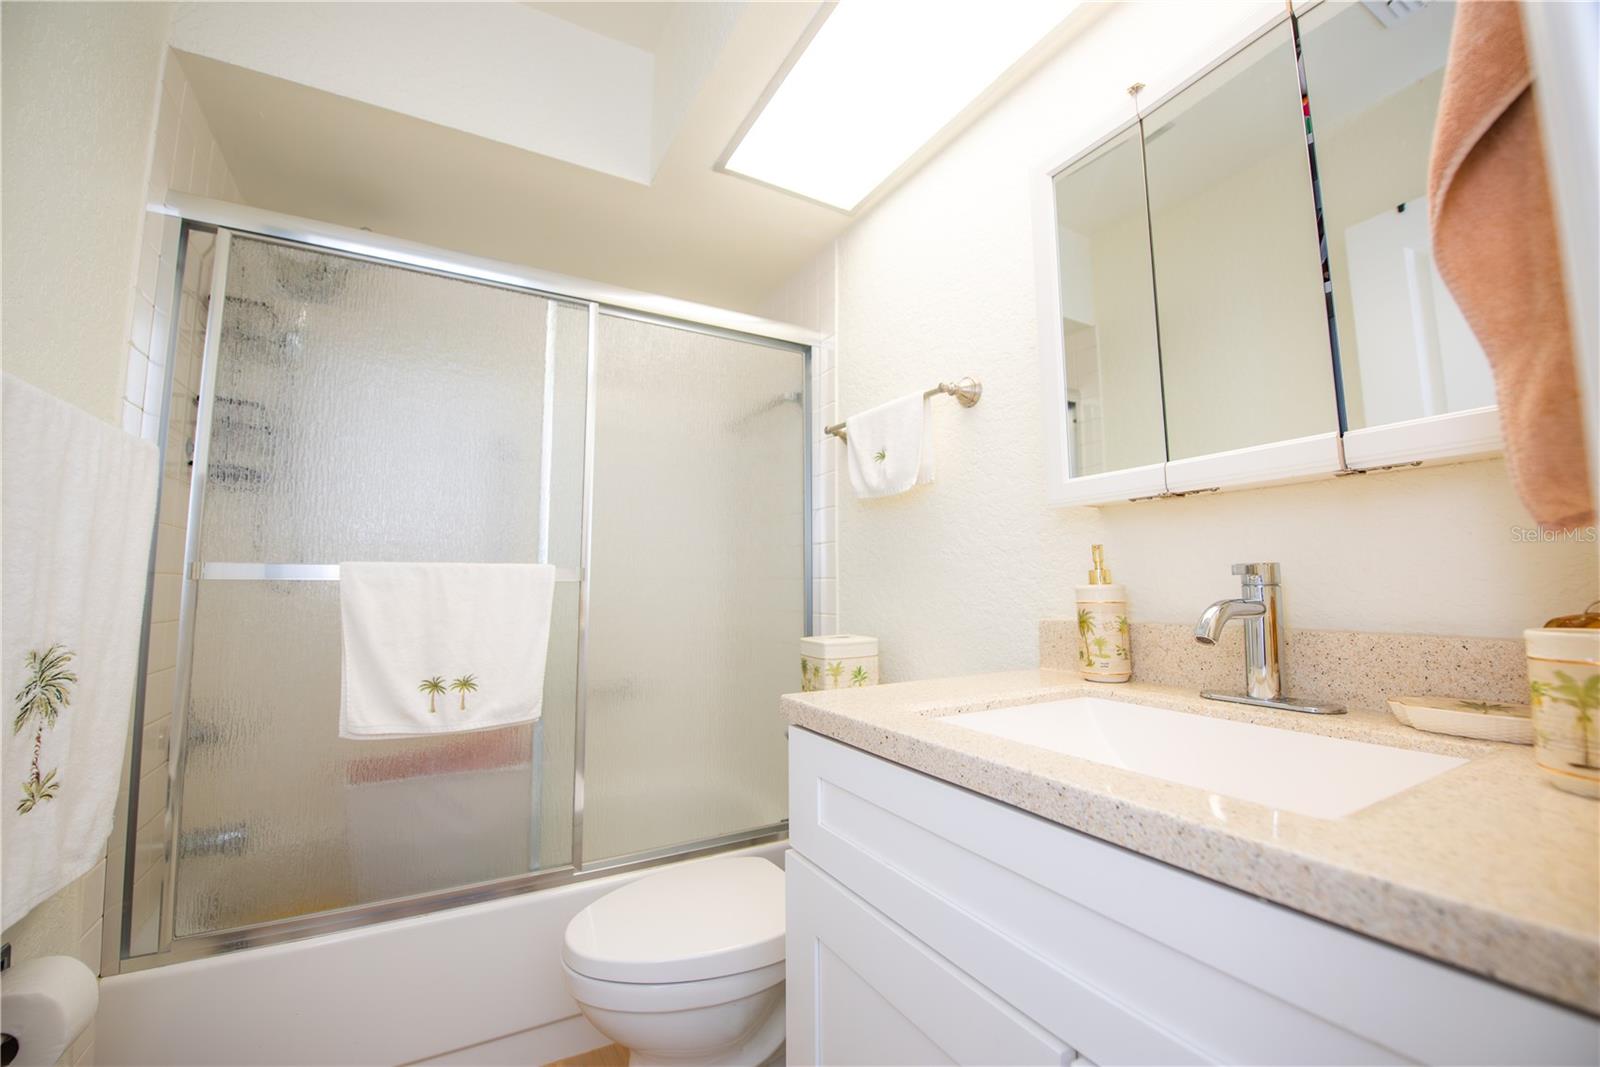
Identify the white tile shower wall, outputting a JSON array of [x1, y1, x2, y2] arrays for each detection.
[[121, 50, 244, 444], [759, 243, 840, 636], [117, 233, 217, 961], [109, 46, 246, 967]]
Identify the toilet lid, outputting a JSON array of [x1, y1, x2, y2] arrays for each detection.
[[563, 856, 784, 984]]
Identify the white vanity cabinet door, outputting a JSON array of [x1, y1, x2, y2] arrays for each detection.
[[786, 851, 1070, 1067], [788, 729, 1600, 1067]]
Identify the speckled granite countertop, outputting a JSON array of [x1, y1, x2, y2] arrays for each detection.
[[782, 670, 1600, 1016]]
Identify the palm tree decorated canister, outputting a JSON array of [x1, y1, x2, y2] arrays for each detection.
[[1074, 545, 1131, 683], [12, 644, 76, 813], [1526, 625, 1600, 798], [799, 634, 879, 691]]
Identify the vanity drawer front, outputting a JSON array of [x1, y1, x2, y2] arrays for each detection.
[[789, 728, 1594, 1067], [787, 851, 1070, 1067]]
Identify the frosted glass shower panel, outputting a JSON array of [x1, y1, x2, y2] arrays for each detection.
[[198, 237, 584, 567], [583, 314, 804, 862], [168, 237, 586, 938]]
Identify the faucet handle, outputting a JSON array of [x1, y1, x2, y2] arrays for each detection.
[[1231, 562, 1280, 584]]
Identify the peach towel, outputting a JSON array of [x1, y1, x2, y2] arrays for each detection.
[[1428, 1, 1593, 530]]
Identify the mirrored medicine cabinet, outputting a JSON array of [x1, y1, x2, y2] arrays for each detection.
[[1036, 0, 1502, 507]]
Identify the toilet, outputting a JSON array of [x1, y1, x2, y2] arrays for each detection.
[[562, 856, 786, 1067]]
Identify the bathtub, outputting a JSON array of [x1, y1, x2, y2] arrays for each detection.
[[96, 841, 787, 1066]]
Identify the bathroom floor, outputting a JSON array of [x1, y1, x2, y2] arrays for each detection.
[[544, 1043, 627, 1067]]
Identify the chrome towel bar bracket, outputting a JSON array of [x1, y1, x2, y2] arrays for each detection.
[[825, 377, 982, 441]]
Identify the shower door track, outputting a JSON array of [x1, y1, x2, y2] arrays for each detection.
[[104, 196, 819, 975]]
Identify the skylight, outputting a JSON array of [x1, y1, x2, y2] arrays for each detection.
[[724, 1, 1081, 211]]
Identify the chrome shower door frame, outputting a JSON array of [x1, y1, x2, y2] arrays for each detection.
[[104, 200, 816, 975]]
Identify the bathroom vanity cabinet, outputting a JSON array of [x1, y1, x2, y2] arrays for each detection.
[[785, 728, 1597, 1066]]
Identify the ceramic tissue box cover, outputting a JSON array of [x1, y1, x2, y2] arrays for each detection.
[[1525, 628, 1600, 798], [801, 634, 879, 692], [1075, 600, 1131, 682]]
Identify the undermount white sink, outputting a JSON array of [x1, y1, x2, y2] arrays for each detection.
[[942, 697, 1467, 819]]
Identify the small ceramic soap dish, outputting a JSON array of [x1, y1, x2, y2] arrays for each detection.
[[1387, 696, 1533, 745]]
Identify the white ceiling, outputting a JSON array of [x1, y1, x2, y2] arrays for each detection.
[[176, 1, 1099, 317], [179, 1, 846, 314], [526, 1, 684, 51]]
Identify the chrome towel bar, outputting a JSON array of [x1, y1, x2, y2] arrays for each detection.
[[824, 377, 982, 442]]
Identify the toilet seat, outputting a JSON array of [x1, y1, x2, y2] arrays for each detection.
[[563, 856, 785, 984]]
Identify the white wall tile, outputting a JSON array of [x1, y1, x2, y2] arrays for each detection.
[[159, 214, 181, 264], [814, 506, 836, 544], [140, 713, 171, 774], [157, 476, 187, 525], [76, 861, 107, 936], [140, 356, 164, 415], [132, 804, 165, 883], [134, 241, 159, 304], [153, 524, 184, 574], [74, 919, 103, 973], [146, 619, 178, 673], [129, 295, 154, 356], [144, 667, 177, 726], [812, 469, 835, 507], [150, 573, 181, 624], [815, 578, 837, 615], [136, 765, 167, 830], [124, 347, 149, 407], [149, 307, 170, 367]]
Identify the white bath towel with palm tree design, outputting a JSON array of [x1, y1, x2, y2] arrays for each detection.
[[1, 374, 159, 930], [339, 562, 556, 738], [844, 393, 935, 498]]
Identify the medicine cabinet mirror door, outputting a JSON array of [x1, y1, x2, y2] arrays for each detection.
[[1141, 17, 1343, 493], [1298, 0, 1502, 470], [1037, 123, 1169, 506]]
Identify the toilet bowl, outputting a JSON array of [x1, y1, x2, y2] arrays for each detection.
[[562, 856, 786, 1067]]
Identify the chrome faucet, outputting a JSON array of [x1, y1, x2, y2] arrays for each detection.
[[1194, 563, 1343, 715]]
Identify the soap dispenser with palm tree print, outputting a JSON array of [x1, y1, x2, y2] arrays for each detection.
[[1075, 545, 1131, 683]]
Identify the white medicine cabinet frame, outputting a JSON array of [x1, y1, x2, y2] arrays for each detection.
[[1035, 1, 1504, 508]]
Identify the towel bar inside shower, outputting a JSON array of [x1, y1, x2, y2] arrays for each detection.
[[194, 562, 583, 582], [824, 377, 982, 442]]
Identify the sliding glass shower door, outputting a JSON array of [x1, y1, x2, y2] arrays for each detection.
[[121, 224, 808, 963], [165, 234, 588, 940], [583, 314, 803, 862]]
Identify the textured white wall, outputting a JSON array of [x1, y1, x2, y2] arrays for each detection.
[[813, 2, 1598, 682], [1, 1, 172, 424]]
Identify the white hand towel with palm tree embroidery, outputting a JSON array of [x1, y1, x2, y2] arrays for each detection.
[[1, 374, 159, 930], [844, 393, 935, 498], [339, 562, 555, 739]]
